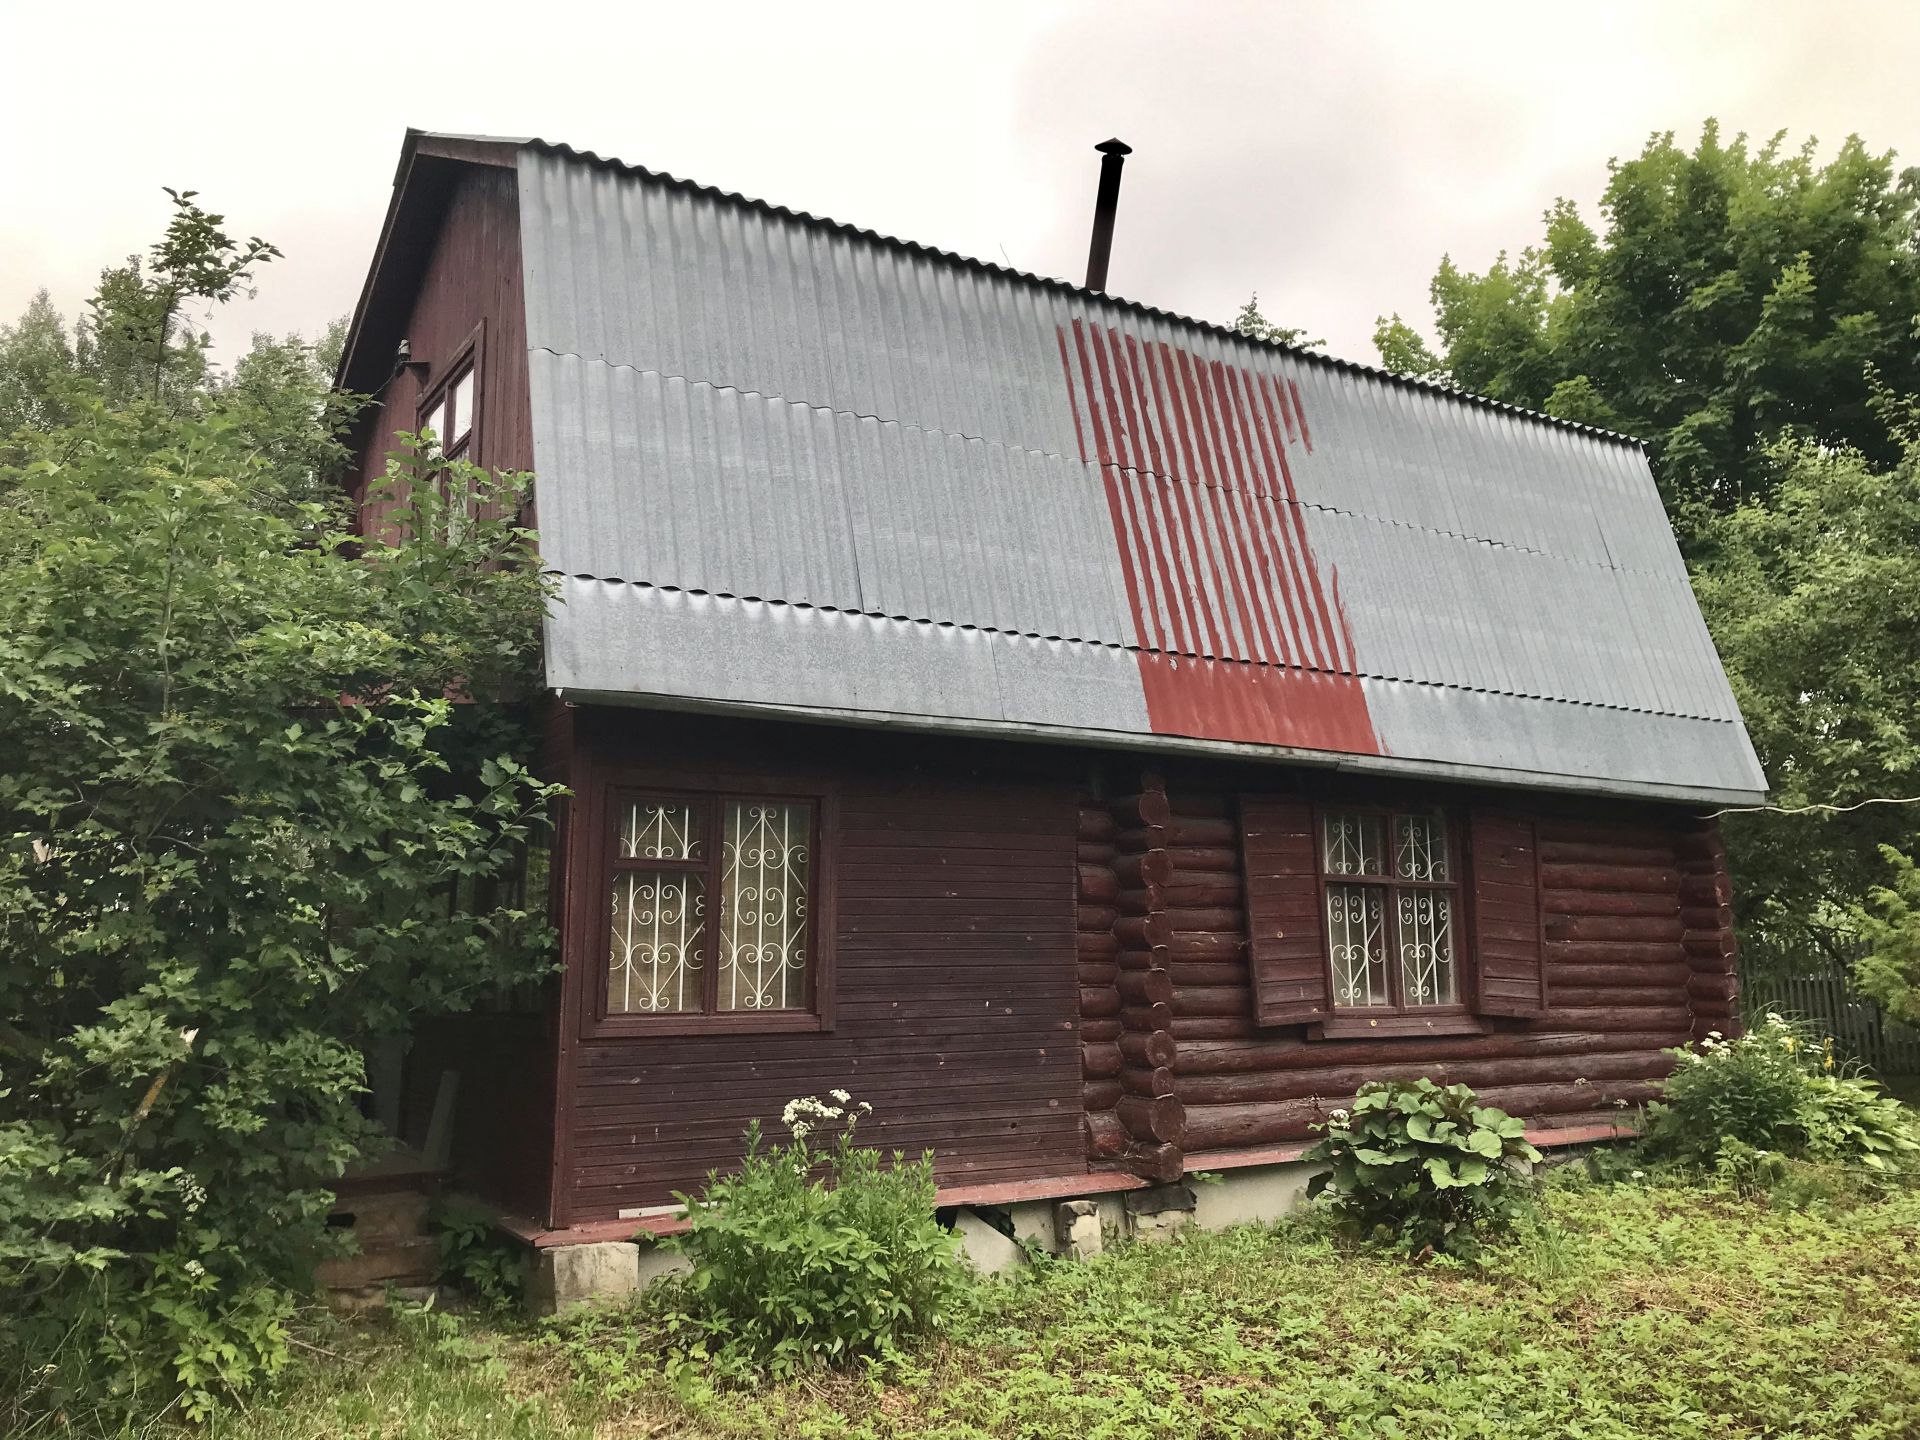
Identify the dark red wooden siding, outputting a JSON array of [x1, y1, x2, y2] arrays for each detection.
[[545, 721, 1739, 1223], [553, 710, 1084, 1225], [341, 158, 549, 1215], [347, 162, 533, 535]]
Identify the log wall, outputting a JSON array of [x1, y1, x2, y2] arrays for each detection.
[[1159, 775, 1717, 1155]]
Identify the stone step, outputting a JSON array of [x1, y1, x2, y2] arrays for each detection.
[[316, 1235, 438, 1291], [331, 1188, 432, 1244]]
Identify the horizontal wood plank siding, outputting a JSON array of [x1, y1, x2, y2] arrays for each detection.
[[557, 711, 1083, 1222]]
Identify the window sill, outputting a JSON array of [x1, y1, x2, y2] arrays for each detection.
[[1310, 1012, 1487, 1040], [581, 1010, 828, 1040]]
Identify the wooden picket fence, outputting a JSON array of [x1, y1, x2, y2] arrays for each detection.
[[1741, 949, 1920, 1077]]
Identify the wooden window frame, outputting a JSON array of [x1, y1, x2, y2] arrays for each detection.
[[1312, 802, 1481, 1037], [416, 322, 485, 467], [579, 775, 837, 1040]]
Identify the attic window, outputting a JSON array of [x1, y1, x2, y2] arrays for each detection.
[[422, 363, 475, 460]]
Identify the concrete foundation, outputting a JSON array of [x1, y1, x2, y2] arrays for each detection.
[[513, 1159, 1335, 1312], [526, 1239, 689, 1316], [1054, 1198, 1103, 1260], [1190, 1162, 1318, 1230], [952, 1208, 1026, 1274]]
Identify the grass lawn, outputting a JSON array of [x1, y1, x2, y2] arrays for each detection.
[[204, 1173, 1920, 1440]]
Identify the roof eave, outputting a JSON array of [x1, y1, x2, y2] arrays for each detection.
[[551, 687, 1769, 811]]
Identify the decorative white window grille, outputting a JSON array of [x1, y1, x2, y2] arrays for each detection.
[[609, 871, 706, 1013], [1396, 887, 1456, 1005], [620, 801, 705, 862], [1394, 811, 1449, 883], [1323, 812, 1385, 876], [1326, 883, 1388, 1006], [1320, 807, 1459, 1011], [719, 802, 811, 1011], [605, 794, 815, 1019]]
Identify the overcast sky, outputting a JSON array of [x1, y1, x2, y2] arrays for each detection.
[[3, 1, 1917, 371]]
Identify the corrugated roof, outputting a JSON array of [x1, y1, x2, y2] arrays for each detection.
[[513, 136, 1645, 448], [457, 135, 1763, 803]]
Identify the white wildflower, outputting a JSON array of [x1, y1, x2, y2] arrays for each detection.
[[780, 1093, 849, 1140], [1707, 1030, 1724, 1041], [829, 1088, 851, 1104], [183, 1259, 207, 1279], [1629, 1170, 1646, 1181]]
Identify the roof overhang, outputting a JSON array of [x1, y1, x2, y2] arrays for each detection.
[[333, 130, 524, 397], [551, 686, 1766, 811]]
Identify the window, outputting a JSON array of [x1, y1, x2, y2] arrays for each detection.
[[1319, 807, 1460, 1011], [603, 793, 818, 1023], [421, 362, 476, 461]]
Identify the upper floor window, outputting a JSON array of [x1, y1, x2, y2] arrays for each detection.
[[422, 363, 476, 461], [1320, 807, 1460, 1010], [603, 792, 818, 1023]]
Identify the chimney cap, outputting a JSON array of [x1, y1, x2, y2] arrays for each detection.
[[1095, 138, 1133, 157]]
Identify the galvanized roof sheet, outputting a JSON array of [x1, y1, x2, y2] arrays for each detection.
[[502, 139, 1765, 804]]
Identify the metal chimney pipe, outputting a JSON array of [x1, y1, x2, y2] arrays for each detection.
[[1083, 138, 1132, 292]]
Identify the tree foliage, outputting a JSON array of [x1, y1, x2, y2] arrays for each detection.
[[0, 293, 78, 441], [1693, 408, 1920, 951], [1374, 122, 1920, 548], [1376, 120, 1920, 967], [1231, 293, 1323, 351], [0, 201, 557, 1431]]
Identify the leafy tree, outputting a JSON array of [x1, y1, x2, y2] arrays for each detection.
[[217, 322, 357, 511], [75, 189, 279, 410], [1694, 404, 1920, 953], [1373, 123, 1920, 548], [0, 204, 556, 1430], [1232, 293, 1323, 351], [0, 292, 78, 440], [1858, 849, 1920, 1026]]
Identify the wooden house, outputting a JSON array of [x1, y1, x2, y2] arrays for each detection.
[[334, 131, 1764, 1249]]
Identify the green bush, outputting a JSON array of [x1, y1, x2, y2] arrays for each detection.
[[1302, 1079, 1541, 1257], [0, 197, 559, 1432], [431, 1201, 528, 1312], [1645, 1014, 1920, 1173], [662, 1094, 962, 1379]]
